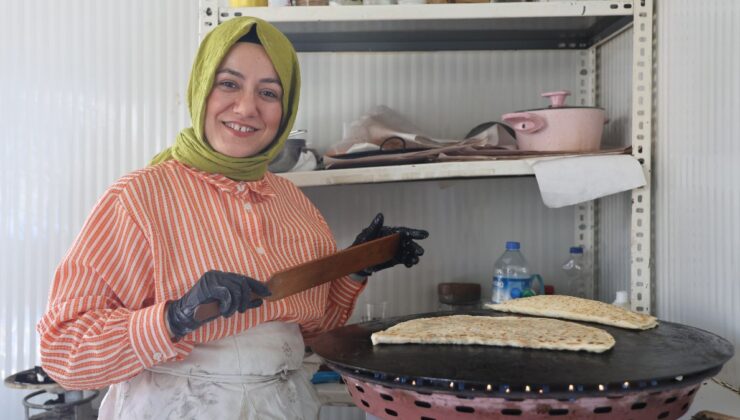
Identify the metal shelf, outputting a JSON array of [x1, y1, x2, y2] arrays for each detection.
[[203, 1, 634, 51], [200, 0, 655, 314], [276, 158, 546, 187]]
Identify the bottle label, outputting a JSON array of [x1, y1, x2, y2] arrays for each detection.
[[492, 276, 535, 303]]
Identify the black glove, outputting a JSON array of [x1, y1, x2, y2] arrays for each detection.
[[351, 213, 429, 277], [166, 270, 271, 338]]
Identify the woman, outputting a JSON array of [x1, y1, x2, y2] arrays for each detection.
[[37, 17, 427, 419]]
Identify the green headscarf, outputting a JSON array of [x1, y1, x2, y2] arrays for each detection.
[[150, 17, 301, 181]]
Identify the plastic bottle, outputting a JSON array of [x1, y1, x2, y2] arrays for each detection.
[[562, 246, 587, 298], [612, 290, 631, 311], [492, 241, 534, 304]]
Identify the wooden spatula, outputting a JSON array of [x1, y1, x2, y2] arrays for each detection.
[[193, 233, 401, 322]]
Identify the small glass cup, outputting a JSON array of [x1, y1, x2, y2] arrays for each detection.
[[361, 301, 387, 322]]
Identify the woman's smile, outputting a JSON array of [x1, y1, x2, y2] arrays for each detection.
[[223, 121, 259, 135]]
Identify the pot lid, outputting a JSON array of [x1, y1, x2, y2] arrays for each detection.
[[517, 90, 604, 112]]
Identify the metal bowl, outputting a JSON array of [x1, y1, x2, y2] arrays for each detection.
[[269, 137, 306, 173]]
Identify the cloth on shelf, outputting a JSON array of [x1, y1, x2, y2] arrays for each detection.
[[290, 149, 319, 172], [530, 154, 646, 208]]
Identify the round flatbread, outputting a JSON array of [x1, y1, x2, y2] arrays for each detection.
[[371, 315, 615, 353], [485, 295, 658, 330]]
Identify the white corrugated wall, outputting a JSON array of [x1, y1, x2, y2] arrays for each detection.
[[655, 0, 740, 389], [0, 0, 199, 416], [1, 0, 737, 418], [596, 28, 633, 303], [298, 49, 579, 150]]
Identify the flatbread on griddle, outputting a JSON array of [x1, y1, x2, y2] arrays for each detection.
[[485, 295, 657, 330], [370, 315, 615, 353]]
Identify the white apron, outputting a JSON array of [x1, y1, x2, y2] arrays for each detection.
[[98, 322, 321, 420]]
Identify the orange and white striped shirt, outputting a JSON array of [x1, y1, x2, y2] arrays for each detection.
[[37, 160, 365, 390]]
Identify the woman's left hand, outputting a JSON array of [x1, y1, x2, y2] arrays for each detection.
[[351, 213, 429, 277]]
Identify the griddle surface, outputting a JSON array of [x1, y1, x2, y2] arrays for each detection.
[[312, 310, 733, 390]]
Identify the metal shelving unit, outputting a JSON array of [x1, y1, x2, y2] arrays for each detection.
[[200, 1, 634, 51], [198, 0, 654, 314]]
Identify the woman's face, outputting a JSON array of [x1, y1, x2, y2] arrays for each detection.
[[204, 42, 283, 158]]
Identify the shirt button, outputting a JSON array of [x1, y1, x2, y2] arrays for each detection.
[[244, 202, 252, 211], [153, 352, 163, 362], [255, 247, 266, 255], [236, 184, 246, 192]]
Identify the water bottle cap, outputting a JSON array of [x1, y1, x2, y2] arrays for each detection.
[[505, 241, 520, 250], [570, 246, 583, 254]]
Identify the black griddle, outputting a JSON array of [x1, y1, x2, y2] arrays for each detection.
[[311, 310, 734, 398]]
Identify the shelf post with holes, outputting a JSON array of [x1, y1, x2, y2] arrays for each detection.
[[630, 0, 654, 314], [575, 44, 599, 300], [200, 0, 218, 41]]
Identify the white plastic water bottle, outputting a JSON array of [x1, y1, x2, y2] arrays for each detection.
[[562, 246, 586, 298], [492, 241, 537, 304]]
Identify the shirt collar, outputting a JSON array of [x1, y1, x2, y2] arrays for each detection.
[[173, 161, 276, 200]]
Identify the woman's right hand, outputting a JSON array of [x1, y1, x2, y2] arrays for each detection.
[[351, 213, 429, 277], [166, 270, 271, 339]]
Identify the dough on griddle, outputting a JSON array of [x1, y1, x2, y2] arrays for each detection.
[[370, 315, 615, 353], [485, 295, 657, 330]]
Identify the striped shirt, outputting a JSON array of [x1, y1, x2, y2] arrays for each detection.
[[37, 160, 365, 390]]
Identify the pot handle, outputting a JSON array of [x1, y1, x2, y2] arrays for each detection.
[[501, 112, 547, 134]]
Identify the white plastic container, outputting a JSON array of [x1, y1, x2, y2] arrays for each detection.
[[612, 290, 631, 311], [562, 246, 586, 298]]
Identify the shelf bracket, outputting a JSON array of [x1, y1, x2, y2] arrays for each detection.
[[575, 46, 599, 300], [629, 0, 654, 314], [199, 0, 219, 42]]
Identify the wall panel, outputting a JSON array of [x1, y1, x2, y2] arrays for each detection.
[[295, 49, 579, 154], [656, 0, 740, 388], [305, 177, 575, 321], [596, 28, 633, 302], [0, 0, 198, 415]]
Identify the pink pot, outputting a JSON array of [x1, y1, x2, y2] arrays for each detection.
[[502, 90, 606, 152]]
